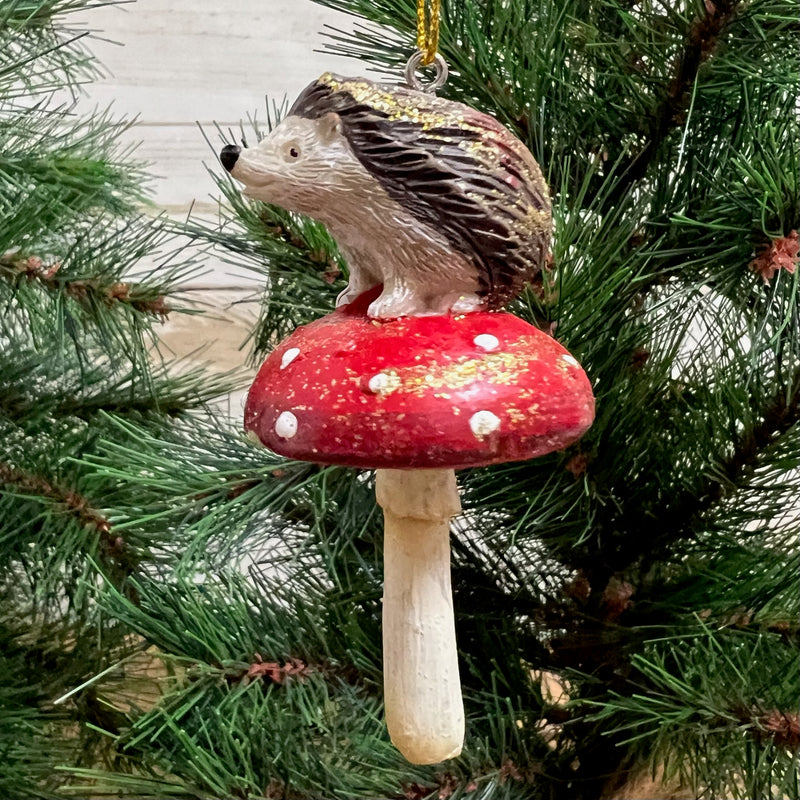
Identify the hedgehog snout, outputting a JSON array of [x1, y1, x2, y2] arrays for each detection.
[[220, 144, 241, 172]]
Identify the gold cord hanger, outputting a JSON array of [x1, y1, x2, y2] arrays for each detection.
[[406, 0, 448, 93], [416, 0, 442, 66]]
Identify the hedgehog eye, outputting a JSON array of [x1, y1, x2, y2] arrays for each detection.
[[283, 142, 301, 161]]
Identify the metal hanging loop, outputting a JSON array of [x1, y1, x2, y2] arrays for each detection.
[[404, 50, 449, 94]]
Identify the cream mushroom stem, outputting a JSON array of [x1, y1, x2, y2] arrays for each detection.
[[375, 467, 465, 764]]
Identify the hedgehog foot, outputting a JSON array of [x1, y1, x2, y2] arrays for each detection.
[[366, 284, 484, 320], [434, 291, 483, 316], [364, 276, 439, 319]]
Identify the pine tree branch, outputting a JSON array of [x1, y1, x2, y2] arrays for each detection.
[[0, 253, 171, 319], [702, 387, 800, 507], [545, 705, 800, 753], [218, 654, 366, 691], [614, 0, 742, 198], [0, 460, 141, 595], [592, 693, 800, 774], [224, 656, 312, 686], [652, 377, 799, 552], [584, 372, 800, 582], [545, 378, 800, 703], [184, 170, 345, 359], [0, 461, 110, 536]]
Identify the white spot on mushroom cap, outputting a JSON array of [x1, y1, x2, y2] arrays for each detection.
[[368, 371, 401, 396], [275, 411, 298, 439], [561, 354, 579, 367], [469, 410, 501, 438], [473, 333, 500, 352], [281, 347, 300, 369]]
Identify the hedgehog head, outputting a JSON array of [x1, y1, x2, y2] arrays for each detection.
[[222, 73, 552, 314], [222, 112, 357, 214]]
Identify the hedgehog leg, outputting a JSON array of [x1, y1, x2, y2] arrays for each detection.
[[434, 290, 483, 316], [336, 264, 381, 308], [367, 276, 430, 320]]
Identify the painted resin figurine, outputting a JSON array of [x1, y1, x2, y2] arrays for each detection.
[[220, 72, 552, 319], [223, 73, 594, 765]]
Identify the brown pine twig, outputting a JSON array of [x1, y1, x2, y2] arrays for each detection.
[[612, 0, 741, 200], [757, 710, 800, 751], [0, 461, 110, 535], [0, 460, 139, 581], [1, 253, 171, 319]]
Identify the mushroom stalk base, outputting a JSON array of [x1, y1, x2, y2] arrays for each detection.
[[376, 468, 464, 764]]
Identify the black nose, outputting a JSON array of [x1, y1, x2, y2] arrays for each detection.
[[220, 144, 241, 172]]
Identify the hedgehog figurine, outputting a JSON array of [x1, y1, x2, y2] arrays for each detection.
[[220, 73, 551, 320]]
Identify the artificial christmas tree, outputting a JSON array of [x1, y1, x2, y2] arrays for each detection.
[[0, 1, 232, 795], [2, 0, 798, 798]]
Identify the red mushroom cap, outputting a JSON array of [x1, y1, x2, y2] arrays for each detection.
[[245, 290, 594, 470]]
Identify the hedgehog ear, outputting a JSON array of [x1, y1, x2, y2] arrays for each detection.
[[316, 112, 343, 143]]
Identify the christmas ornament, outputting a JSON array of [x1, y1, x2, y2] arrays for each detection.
[[223, 2, 594, 764], [220, 71, 551, 319]]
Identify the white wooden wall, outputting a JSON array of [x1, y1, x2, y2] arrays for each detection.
[[77, 0, 365, 416], [81, 0, 361, 216]]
